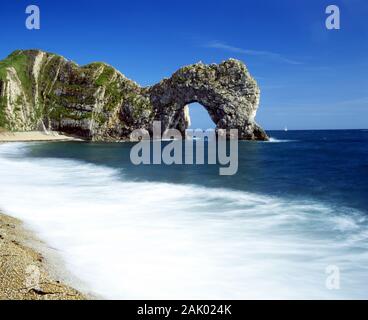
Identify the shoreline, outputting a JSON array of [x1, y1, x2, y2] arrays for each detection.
[[0, 131, 83, 143], [0, 211, 89, 300]]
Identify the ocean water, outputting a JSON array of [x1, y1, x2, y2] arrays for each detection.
[[0, 130, 367, 299]]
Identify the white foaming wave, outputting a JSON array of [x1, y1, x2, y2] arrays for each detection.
[[0, 143, 367, 299], [267, 137, 296, 143]]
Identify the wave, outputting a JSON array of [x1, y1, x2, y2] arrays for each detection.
[[267, 137, 297, 143], [0, 142, 367, 299]]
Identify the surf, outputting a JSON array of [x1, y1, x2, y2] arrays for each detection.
[[0, 142, 367, 299]]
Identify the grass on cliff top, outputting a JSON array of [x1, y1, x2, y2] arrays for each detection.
[[0, 51, 29, 78], [0, 51, 32, 98], [95, 65, 115, 86], [0, 51, 33, 128]]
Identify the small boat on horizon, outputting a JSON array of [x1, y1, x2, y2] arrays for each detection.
[[284, 127, 288, 132]]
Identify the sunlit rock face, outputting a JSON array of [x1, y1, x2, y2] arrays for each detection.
[[0, 50, 268, 141]]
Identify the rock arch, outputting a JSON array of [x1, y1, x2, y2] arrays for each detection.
[[0, 50, 268, 141], [148, 59, 268, 140]]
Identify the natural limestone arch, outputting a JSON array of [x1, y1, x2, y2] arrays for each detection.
[[148, 59, 268, 140], [0, 50, 268, 141]]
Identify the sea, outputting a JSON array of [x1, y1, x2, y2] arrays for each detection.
[[0, 130, 367, 299]]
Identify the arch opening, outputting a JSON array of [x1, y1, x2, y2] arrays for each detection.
[[148, 58, 268, 140], [186, 102, 216, 130]]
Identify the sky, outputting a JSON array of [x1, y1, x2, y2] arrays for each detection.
[[1, 0, 367, 130]]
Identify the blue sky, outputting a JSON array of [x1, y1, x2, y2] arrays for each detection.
[[1, 0, 367, 129]]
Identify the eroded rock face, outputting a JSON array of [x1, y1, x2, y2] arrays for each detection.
[[0, 50, 268, 141], [149, 59, 268, 140]]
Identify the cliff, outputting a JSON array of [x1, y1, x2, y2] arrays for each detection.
[[0, 49, 268, 141]]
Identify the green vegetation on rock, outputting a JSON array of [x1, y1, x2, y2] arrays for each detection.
[[0, 49, 267, 141]]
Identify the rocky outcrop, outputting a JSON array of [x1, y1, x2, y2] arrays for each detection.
[[149, 59, 267, 140], [0, 49, 268, 141]]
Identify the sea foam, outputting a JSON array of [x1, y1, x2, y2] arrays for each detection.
[[0, 143, 367, 299], [267, 137, 296, 143]]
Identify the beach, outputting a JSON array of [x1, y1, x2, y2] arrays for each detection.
[[0, 211, 87, 300], [0, 131, 81, 142], [0, 133, 87, 300], [0, 135, 87, 300]]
